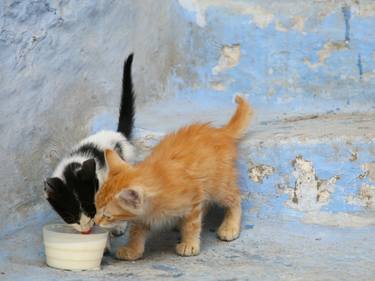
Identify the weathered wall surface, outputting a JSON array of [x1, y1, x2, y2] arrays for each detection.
[[1, 0, 375, 234], [139, 0, 375, 226], [175, 0, 375, 225], [176, 0, 375, 115], [0, 0, 192, 234]]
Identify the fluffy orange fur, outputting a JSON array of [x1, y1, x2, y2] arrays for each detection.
[[95, 96, 252, 260]]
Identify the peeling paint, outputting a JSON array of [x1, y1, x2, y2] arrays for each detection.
[[210, 80, 226, 91], [178, 0, 206, 26], [275, 16, 305, 33], [177, 0, 375, 108], [304, 41, 349, 69], [246, 5, 274, 28], [248, 164, 275, 183], [347, 183, 375, 208], [354, 3, 375, 17], [292, 16, 304, 32], [212, 44, 240, 75], [274, 20, 288, 32], [349, 151, 358, 161], [362, 162, 375, 182], [285, 156, 339, 211]]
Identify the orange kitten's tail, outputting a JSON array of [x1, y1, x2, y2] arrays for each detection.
[[223, 96, 253, 138]]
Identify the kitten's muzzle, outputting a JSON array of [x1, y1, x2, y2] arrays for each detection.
[[94, 216, 102, 225]]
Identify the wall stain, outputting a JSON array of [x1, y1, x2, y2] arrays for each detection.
[[349, 151, 358, 162], [274, 16, 304, 33], [248, 164, 275, 183], [286, 156, 339, 211], [361, 162, 375, 182], [304, 41, 349, 69], [342, 5, 351, 43], [212, 44, 241, 75], [275, 20, 288, 32], [357, 54, 363, 80], [210, 80, 226, 91], [347, 183, 375, 208]]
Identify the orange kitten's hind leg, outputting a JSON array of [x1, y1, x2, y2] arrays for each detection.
[[176, 203, 202, 256], [217, 189, 242, 241], [116, 223, 149, 261]]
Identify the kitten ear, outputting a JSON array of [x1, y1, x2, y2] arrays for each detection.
[[44, 177, 64, 198], [116, 188, 143, 209], [105, 149, 126, 172], [77, 159, 96, 180]]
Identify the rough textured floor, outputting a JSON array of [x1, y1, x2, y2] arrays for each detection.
[[1, 97, 374, 281], [1, 206, 374, 281]]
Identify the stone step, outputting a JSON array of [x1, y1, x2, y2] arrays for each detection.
[[2, 97, 374, 280], [132, 96, 375, 227]]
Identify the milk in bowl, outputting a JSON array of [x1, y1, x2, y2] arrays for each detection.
[[43, 224, 108, 271]]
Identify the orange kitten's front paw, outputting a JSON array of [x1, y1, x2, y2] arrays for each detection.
[[217, 225, 240, 241], [176, 242, 200, 256], [115, 246, 143, 261]]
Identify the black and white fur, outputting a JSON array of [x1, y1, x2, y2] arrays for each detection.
[[44, 54, 136, 233]]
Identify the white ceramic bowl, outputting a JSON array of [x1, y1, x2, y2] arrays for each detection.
[[43, 224, 108, 271]]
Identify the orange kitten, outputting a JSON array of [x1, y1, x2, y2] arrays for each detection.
[[94, 96, 252, 260]]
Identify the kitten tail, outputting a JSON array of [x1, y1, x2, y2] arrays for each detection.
[[224, 96, 253, 139], [117, 54, 135, 139]]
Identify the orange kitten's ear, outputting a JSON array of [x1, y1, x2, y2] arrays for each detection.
[[105, 149, 125, 172], [116, 188, 143, 210]]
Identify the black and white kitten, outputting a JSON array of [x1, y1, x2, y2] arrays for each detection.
[[44, 54, 136, 233]]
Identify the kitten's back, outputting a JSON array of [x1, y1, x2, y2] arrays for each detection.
[[137, 96, 252, 193], [143, 96, 251, 165]]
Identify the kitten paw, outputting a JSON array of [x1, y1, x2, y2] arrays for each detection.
[[176, 242, 200, 256], [217, 226, 240, 241], [110, 223, 127, 237], [115, 246, 143, 261]]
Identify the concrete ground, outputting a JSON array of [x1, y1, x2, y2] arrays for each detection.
[[1, 97, 374, 281], [1, 206, 374, 281]]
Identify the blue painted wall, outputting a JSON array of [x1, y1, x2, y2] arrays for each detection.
[[1, 0, 375, 234], [172, 1, 375, 223], [176, 1, 375, 115]]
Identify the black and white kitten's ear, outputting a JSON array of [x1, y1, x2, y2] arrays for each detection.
[[116, 188, 143, 210], [105, 149, 131, 173], [77, 159, 96, 180], [44, 177, 64, 198]]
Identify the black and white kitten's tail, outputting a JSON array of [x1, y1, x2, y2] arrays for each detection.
[[117, 54, 135, 139]]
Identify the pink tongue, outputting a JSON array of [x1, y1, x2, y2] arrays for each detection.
[[81, 229, 92, 234]]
